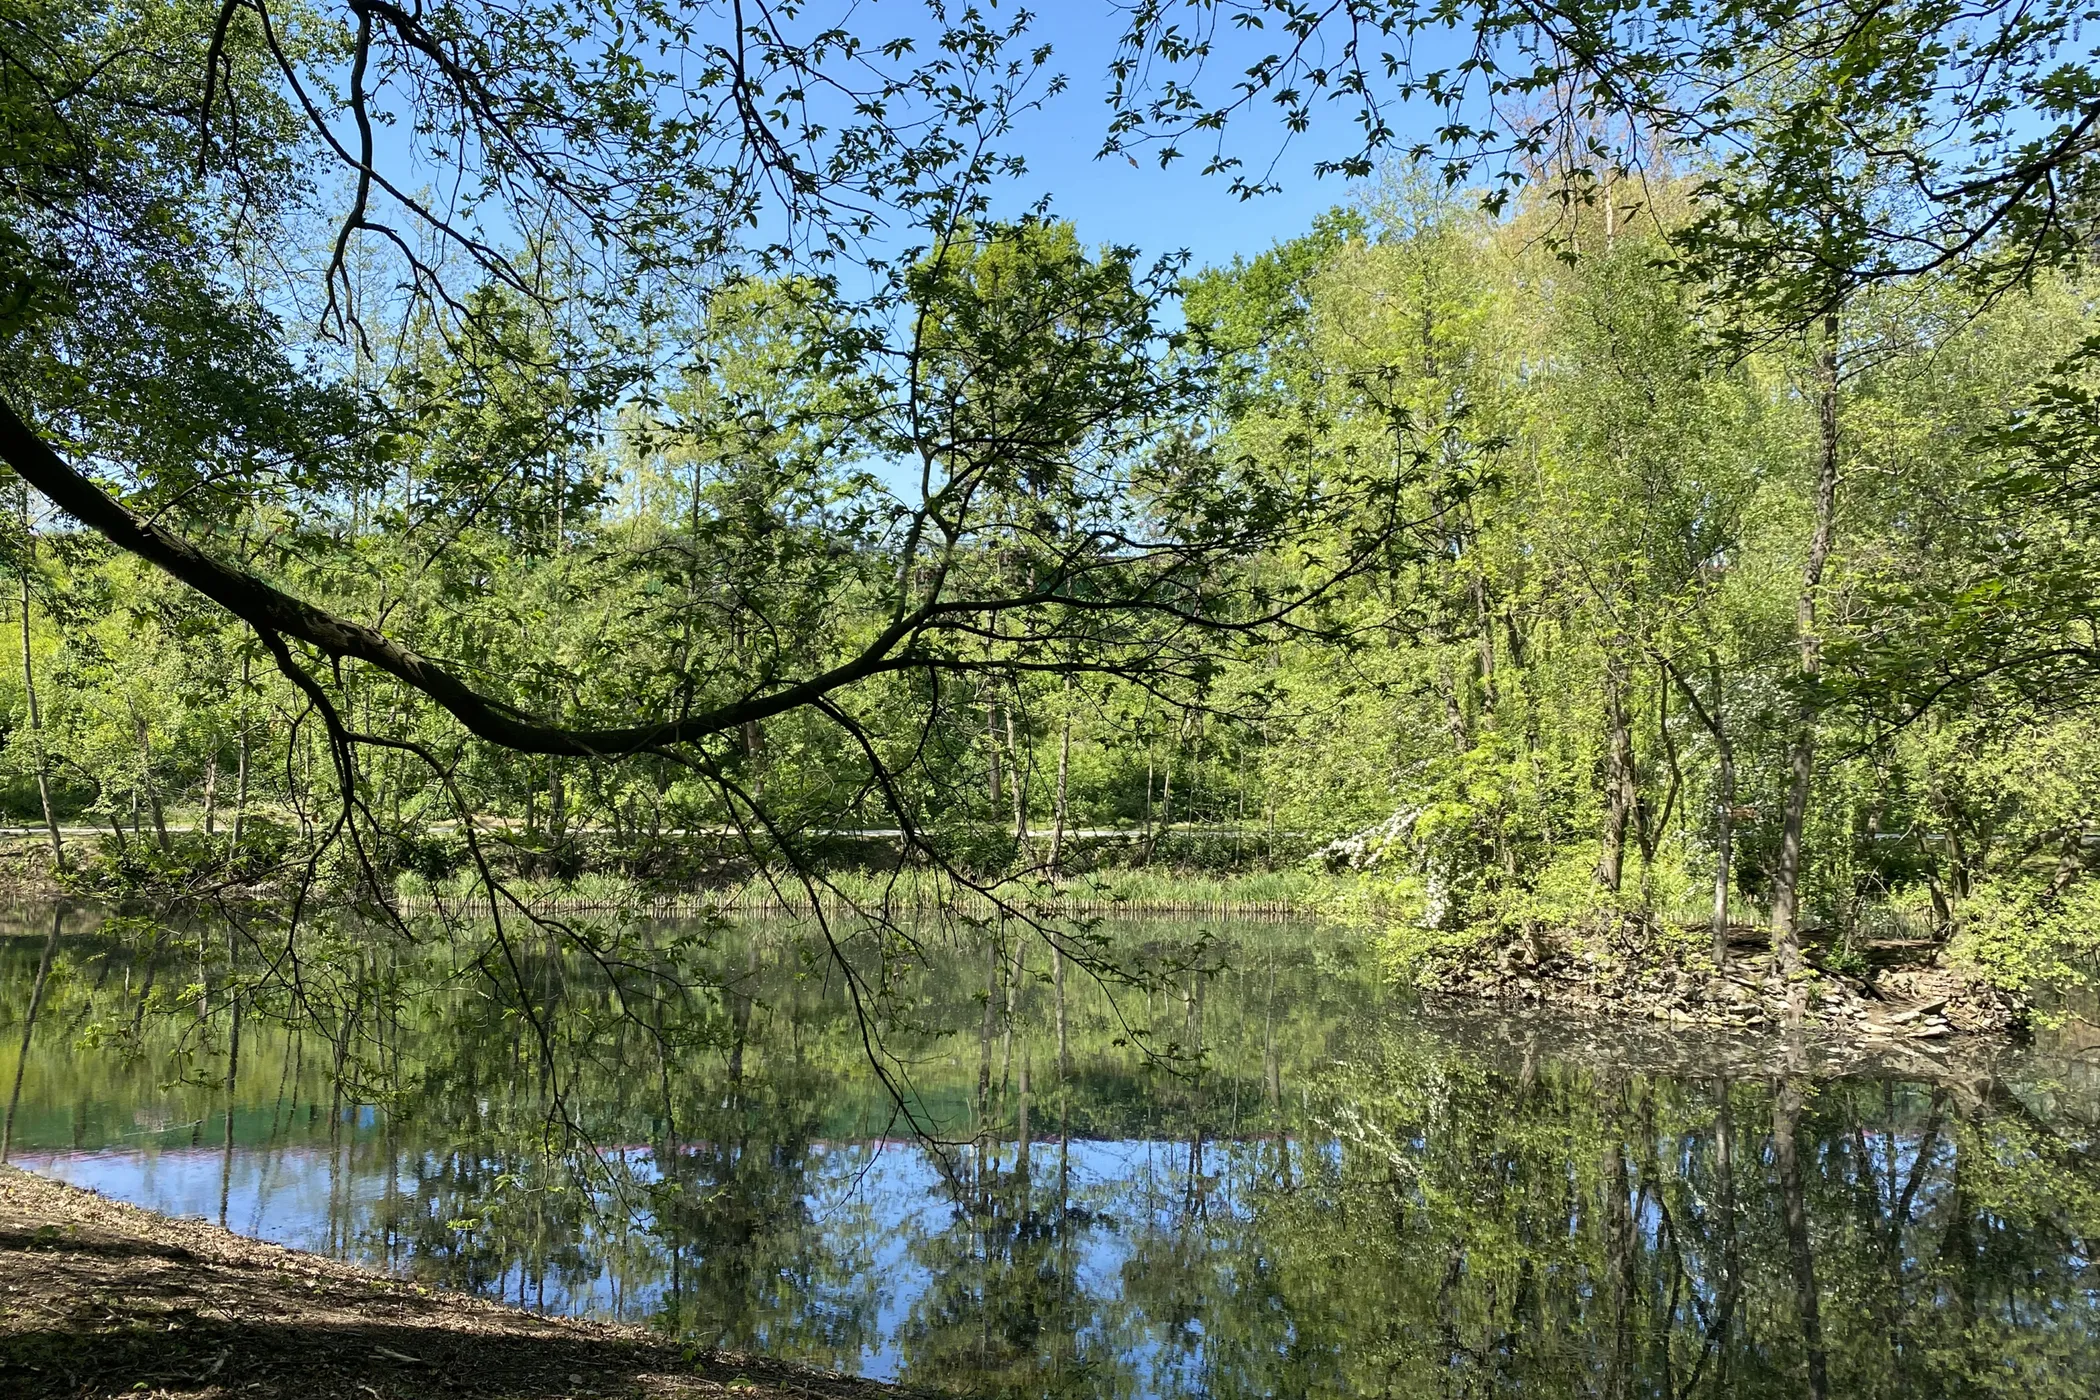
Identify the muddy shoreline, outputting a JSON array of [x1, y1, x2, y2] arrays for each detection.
[[0, 1167, 900, 1400]]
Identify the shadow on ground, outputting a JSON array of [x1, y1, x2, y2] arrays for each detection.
[[0, 1167, 892, 1399]]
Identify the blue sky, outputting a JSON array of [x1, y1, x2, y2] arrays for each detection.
[[965, 7, 1382, 275], [348, 5, 1398, 285]]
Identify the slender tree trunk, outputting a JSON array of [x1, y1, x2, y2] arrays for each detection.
[[2047, 826, 2090, 897], [999, 937, 1025, 1097], [1664, 654, 1738, 966], [541, 696, 564, 840], [1016, 1055, 1030, 1177], [1646, 668, 1675, 871], [233, 653, 251, 845], [1263, 1009, 1280, 1131], [1440, 664, 1470, 752], [1052, 938, 1068, 1081], [976, 927, 999, 1148], [1596, 649, 1638, 893], [1711, 762, 1738, 966], [1602, 1090, 1634, 1400], [17, 498, 63, 872], [1140, 741, 1157, 863], [1055, 1084, 1072, 1375], [201, 751, 219, 838], [1264, 998, 1289, 1186], [1710, 658, 1738, 970], [129, 936, 157, 1038], [1005, 701, 1028, 848], [1048, 680, 1073, 876], [2, 906, 62, 1162], [1471, 560, 1498, 715], [1712, 1076, 1740, 1389], [1772, 311, 1842, 1015], [134, 714, 169, 851], [728, 942, 755, 1086], [1151, 714, 1185, 863], [1775, 1078, 1831, 1400], [986, 694, 1003, 807], [1142, 738, 1159, 860], [219, 925, 241, 1226], [1885, 1098, 1942, 1388]]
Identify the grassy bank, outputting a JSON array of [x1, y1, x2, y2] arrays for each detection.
[[0, 1167, 895, 1400], [388, 865, 1342, 921]]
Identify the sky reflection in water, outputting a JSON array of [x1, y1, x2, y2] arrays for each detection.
[[8, 918, 2100, 1398]]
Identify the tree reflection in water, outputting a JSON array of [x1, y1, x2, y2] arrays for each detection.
[[5, 913, 2096, 1397]]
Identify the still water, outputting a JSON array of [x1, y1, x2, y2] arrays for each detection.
[[5, 909, 2098, 1397]]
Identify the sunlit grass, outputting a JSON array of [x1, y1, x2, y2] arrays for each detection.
[[391, 862, 1356, 916]]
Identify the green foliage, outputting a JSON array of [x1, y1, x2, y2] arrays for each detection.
[[0, 3, 2095, 1030], [1949, 880, 2100, 994]]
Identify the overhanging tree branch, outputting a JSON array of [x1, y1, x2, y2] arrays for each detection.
[[0, 396, 933, 758]]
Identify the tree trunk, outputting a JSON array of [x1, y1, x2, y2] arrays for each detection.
[[1149, 712, 1187, 864], [1140, 741, 1157, 863], [976, 927, 999, 1148], [201, 751, 219, 838], [17, 505, 63, 873], [135, 713, 170, 851], [1775, 1078, 1831, 1400], [219, 924, 241, 1227], [2, 907, 62, 1162], [986, 695, 1003, 807], [1016, 1055, 1030, 1177], [1470, 559, 1498, 716], [1711, 1076, 1740, 1388], [1709, 657, 1737, 969], [1048, 681, 1073, 876], [999, 937, 1025, 1098], [1596, 649, 1638, 893], [1772, 311, 1841, 1015], [227, 653, 252, 846], [1004, 701, 1028, 847], [1646, 666, 1677, 870], [1920, 771, 1976, 910], [1441, 664, 1470, 752], [1052, 938, 1068, 1082], [1154, 753, 1176, 861], [2048, 826, 2091, 897], [1601, 1090, 1635, 1400]]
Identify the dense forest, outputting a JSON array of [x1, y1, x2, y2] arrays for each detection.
[[0, 0, 2097, 1020]]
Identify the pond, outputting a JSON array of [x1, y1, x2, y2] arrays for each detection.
[[5, 906, 2098, 1398]]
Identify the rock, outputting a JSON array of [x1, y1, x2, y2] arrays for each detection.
[[1419, 920, 2029, 1046]]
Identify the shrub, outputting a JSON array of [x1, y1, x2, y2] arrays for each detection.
[[1949, 879, 2100, 992]]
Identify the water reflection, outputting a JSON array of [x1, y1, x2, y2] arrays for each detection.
[[4, 913, 2097, 1397]]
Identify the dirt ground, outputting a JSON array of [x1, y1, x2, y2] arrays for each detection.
[[0, 1167, 902, 1400]]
